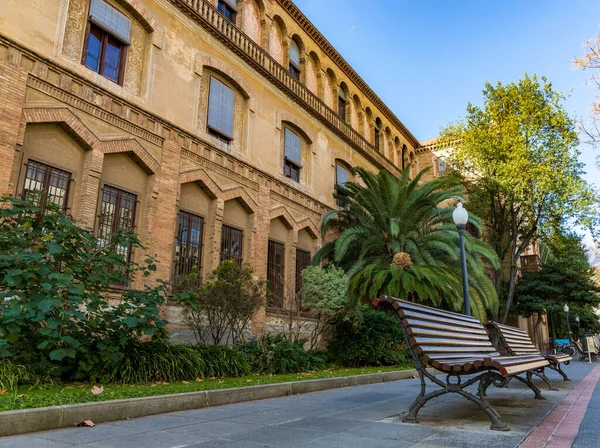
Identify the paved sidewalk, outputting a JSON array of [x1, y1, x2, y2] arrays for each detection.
[[0, 362, 595, 448]]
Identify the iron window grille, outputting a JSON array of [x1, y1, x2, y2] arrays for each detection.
[[97, 185, 137, 265], [173, 210, 204, 287], [267, 240, 285, 309], [220, 224, 243, 264], [22, 160, 72, 213], [295, 248, 311, 306]]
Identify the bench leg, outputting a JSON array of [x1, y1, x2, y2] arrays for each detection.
[[513, 372, 546, 399], [534, 368, 558, 391], [404, 369, 510, 431], [549, 363, 571, 382]]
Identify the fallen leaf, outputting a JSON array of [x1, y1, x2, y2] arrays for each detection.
[[76, 420, 95, 427], [151, 383, 158, 387], [246, 380, 253, 382], [161, 382, 169, 385], [90, 385, 104, 395], [0, 390, 7, 395], [195, 377, 204, 382], [18, 394, 26, 398], [182, 381, 190, 384]]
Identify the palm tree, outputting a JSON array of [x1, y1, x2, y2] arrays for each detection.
[[314, 166, 500, 321]]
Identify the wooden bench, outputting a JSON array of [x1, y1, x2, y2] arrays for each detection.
[[486, 321, 571, 388], [372, 296, 549, 431]]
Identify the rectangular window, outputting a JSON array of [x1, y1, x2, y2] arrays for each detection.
[[220, 224, 243, 264], [89, 0, 131, 44], [338, 97, 346, 120], [267, 240, 285, 309], [295, 249, 311, 300], [335, 163, 350, 208], [207, 76, 235, 142], [82, 23, 127, 84], [173, 210, 204, 285], [217, 0, 237, 22], [283, 128, 302, 182], [374, 128, 381, 151], [437, 157, 447, 174], [97, 185, 137, 263], [22, 160, 72, 211]]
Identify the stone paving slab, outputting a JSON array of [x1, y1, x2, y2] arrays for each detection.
[[0, 361, 595, 447]]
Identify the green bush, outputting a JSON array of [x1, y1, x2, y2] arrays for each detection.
[[195, 345, 251, 378], [100, 341, 251, 384], [237, 334, 326, 374], [0, 196, 166, 380], [327, 305, 408, 367]]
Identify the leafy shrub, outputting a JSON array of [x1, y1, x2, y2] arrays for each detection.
[[101, 342, 251, 384], [238, 333, 326, 374], [174, 261, 265, 345], [0, 196, 166, 380], [0, 360, 41, 390], [195, 345, 251, 378], [327, 305, 408, 367]]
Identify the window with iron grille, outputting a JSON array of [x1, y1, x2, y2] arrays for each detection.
[[267, 240, 285, 308], [97, 185, 137, 263], [295, 249, 311, 303], [220, 224, 243, 264], [22, 160, 72, 212], [173, 210, 204, 286], [283, 128, 302, 182]]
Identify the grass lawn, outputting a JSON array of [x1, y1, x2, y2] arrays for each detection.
[[0, 365, 412, 412]]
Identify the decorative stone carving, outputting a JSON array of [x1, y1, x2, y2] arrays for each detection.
[[62, 0, 87, 62], [124, 20, 145, 95]]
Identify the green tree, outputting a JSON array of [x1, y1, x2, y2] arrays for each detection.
[[314, 166, 500, 321], [515, 232, 600, 338], [0, 196, 166, 379], [441, 74, 598, 322]]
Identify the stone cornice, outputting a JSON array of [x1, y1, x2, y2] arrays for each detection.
[[275, 0, 419, 149]]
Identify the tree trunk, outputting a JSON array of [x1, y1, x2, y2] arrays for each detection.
[[501, 244, 519, 324]]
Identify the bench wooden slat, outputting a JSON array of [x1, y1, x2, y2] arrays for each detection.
[[404, 319, 489, 336], [400, 310, 485, 331], [410, 337, 495, 348], [407, 327, 498, 341], [395, 300, 481, 325]]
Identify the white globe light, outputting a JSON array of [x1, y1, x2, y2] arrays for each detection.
[[564, 304, 569, 312], [576, 316, 580, 322], [453, 202, 469, 226]]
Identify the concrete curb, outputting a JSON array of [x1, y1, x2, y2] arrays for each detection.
[[0, 368, 430, 437]]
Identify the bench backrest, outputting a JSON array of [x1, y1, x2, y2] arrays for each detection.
[[373, 296, 499, 367], [485, 321, 540, 356]]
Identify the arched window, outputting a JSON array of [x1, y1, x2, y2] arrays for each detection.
[[338, 87, 347, 119], [289, 40, 301, 79], [218, 0, 237, 22]]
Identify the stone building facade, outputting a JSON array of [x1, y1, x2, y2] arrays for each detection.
[[0, 0, 421, 336]]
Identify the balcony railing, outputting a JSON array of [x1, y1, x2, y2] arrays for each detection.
[[173, 0, 400, 175]]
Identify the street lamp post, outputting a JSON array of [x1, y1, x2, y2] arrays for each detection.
[[453, 202, 470, 316], [564, 304, 572, 342]]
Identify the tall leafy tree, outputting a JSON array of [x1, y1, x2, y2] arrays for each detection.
[[441, 74, 598, 322], [515, 232, 600, 338], [572, 27, 600, 153], [314, 166, 500, 321]]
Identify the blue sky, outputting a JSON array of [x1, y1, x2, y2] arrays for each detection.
[[294, 0, 600, 245], [294, 0, 599, 180]]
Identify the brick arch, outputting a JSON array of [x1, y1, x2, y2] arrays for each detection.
[[113, 0, 157, 32], [179, 168, 222, 200], [295, 218, 320, 240], [19, 108, 99, 150], [276, 110, 315, 144], [269, 205, 295, 229], [222, 187, 258, 214], [98, 138, 160, 174]]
